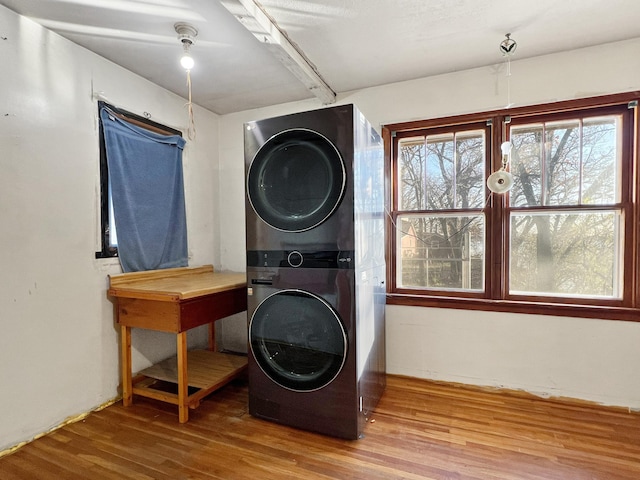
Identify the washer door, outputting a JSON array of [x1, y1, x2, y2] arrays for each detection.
[[247, 129, 346, 232], [249, 289, 347, 392]]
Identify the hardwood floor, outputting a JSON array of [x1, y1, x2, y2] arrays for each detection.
[[2, 375, 639, 479]]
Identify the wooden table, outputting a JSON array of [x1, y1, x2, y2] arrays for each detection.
[[108, 265, 247, 423]]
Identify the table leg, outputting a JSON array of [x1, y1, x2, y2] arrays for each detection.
[[177, 331, 188, 423], [121, 325, 132, 407], [208, 322, 216, 351]]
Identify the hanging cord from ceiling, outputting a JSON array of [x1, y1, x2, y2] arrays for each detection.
[[175, 22, 198, 140], [499, 33, 517, 108], [483, 34, 519, 193], [185, 69, 196, 140]]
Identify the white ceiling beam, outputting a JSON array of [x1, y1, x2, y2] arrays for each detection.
[[220, 0, 336, 105]]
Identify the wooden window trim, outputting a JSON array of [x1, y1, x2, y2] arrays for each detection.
[[384, 92, 640, 322]]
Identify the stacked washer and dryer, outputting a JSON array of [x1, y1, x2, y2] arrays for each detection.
[[243, 104, 386, 440]]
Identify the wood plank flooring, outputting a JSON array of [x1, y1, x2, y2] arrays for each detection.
[[2, 375, 639, 479]]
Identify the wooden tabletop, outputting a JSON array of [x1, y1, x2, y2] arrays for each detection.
[[108, 265, 246, 302]]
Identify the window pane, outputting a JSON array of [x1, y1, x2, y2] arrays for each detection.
[[453, 131, 485, 208], [108, 183, 118, 247], [398, 130, 485, 212], [510, 115, 621, 208], [425, 133, 454, 209], [510, 125, 543, 207], [582, 117, 619, 204], [544, 121, 580, 205], [397, 214, 485, 291], [398, 136, 426, 210], [509, 211, 622, 298]]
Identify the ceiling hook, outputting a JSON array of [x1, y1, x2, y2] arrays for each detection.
[[499, 33, 517, 56]]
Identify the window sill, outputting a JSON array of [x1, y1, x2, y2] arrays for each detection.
[[95, 251, 118, 259], [386, 293, 640, 322]]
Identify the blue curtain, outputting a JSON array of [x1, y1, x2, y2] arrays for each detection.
[[100, 107, 188, 272]]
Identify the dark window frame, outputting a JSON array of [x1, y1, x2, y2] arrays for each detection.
[[383, 92, 640, 321], [94, 101, 182, 259]]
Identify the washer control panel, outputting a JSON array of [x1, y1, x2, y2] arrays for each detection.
[[247, 250, 354, 269]]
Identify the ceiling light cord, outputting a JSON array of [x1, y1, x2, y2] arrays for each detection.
[[506, 55, 512, 108], [186, 70, 196, 140], [500, 33, 517, 108], [174, 22, 198, 141]]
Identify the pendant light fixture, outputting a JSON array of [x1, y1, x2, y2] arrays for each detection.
[[174, 22, 198, 140], [487, 141, 514, 194], [486, 33, 519, 194], [175, 22, 197, 69]]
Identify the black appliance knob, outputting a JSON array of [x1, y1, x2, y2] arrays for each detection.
[[287, 251, 303, 268]]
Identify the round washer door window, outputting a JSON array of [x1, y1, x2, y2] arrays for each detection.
[[247, 129, 346, 232], [249, 289, 347, 392]]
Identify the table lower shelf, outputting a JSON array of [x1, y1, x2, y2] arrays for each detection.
[[132, 350, 247, 409]]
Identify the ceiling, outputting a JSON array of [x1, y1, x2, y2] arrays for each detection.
[[2, 0, 640, 115]]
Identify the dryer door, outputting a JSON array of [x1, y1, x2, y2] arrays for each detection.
[[247, 129, 346, 232], [249, 289, 347, 392]]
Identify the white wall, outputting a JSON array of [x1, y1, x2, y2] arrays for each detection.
[[217, 38, 640, 409], [0, 7, 220, 451]]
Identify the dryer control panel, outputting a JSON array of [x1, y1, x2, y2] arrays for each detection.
[[247, 250, 354, 269]]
